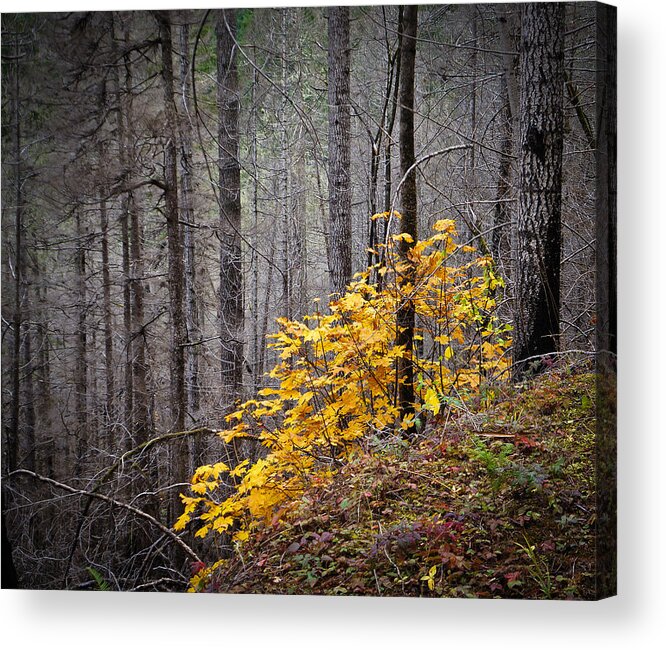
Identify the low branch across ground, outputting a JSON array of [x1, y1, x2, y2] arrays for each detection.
[[7, 468, 202, 564]]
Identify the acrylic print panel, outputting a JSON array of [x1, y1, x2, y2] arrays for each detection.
[[1, 2, 615, 599]]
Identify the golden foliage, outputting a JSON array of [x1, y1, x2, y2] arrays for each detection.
[[175, 221, 511, 546]]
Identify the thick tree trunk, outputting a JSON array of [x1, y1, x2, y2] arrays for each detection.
[[217, 9, 244, 407], [512, 3, 565, 378], [396, 4, 418, 432], [327, 6, 352, 297]]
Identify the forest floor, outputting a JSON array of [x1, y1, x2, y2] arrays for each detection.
[[192, 363, 597, 599]]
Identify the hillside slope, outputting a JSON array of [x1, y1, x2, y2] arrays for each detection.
[[190, 363, 597, 599]]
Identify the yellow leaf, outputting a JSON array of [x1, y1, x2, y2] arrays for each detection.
[[191, 481, 209, 495], [339, 292, 365, 311], [444, 346, 454, 360], [173, 513, 190, 532], [433, 219, 455, 232], [423, 387, 441, 416], [420, 565, 437, 590], [195, 525, 210, 539], [229, 459, 250, 477]]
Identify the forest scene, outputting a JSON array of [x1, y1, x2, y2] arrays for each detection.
[[1, 2, 616, 599]]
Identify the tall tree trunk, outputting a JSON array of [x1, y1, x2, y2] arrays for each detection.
[[74, 206, 88, 475], [378, 6, 403, 291], [33, 260, 53, 476], [251, 63, 262, 392], [512, 3, 565, 378], [327, 6, 352, 297], [128, 192, 149, 446], [279, 9, 292, 320], [22, 302, 36, 472], [8, 39, 23, 474], [217, 9, 244, 406], [156, 12, 188, 546], [492, 75, 515, 269], [368, 11, 401, 275], [157, 11, 186, 432], [99, 148, 115, 450], [496, 6, 520, 135], [111, 13, 134, 449], [178, 17, 201, 434], [396, 4, 418, 433], [594, 2, 617, 600]]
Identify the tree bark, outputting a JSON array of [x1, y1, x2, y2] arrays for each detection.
[[396, 4, 418, 433], [513, 3, 565, 378], [327, 6, 352, 297], [8, 38, 23, 474], [111, 13, 134, 448], [74, 206, 88, 475], [217, 9, 244, 407], [178, 17, 201, 434], [492, 74, 515, 269], [156, 11, 186, 433]]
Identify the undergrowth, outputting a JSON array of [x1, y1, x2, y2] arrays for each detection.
[[185, 364, 596, 599], [175, 218, 596, 599]]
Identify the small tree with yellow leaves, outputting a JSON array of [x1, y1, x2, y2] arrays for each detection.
[[175, 216, 511, 574]]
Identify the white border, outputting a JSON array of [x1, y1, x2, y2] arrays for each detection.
[[2, 1, 664, 648]]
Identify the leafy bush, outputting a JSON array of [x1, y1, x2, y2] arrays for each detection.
[[175, 216, 511, 556]]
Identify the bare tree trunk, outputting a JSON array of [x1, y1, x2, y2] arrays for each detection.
[[496, 6, 520, 134], [293, 138, 308, 318], [258, 234, 276, 387], [74, 206, 88, 475], [396, 4, 418, 433], [378, 7, 403, 291], [128, 192, 149, 446], [178, 17, 201, 434], [492, 75, 515, 270], [99, 157, 115, 450], [217, 9, 244, 407], [251, 64, 262, 392], [22, 302, 36, 472], [279, 9, 292, 321], [111, 13, 134, 449], [326, 6, 352, 297], [157, 11, 186, 433], [156, 12, 188, 545], [595, 2, 617, 600], [33, 261, 53, 476], [513, 3, 565, 378], [368, 11, 401, 274], [8, 40, 23, 474]]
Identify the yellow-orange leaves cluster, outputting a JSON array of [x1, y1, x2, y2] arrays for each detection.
[[175, 218, 511, 542]]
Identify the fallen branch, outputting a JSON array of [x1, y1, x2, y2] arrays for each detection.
[[7, 468, 202, 566]]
